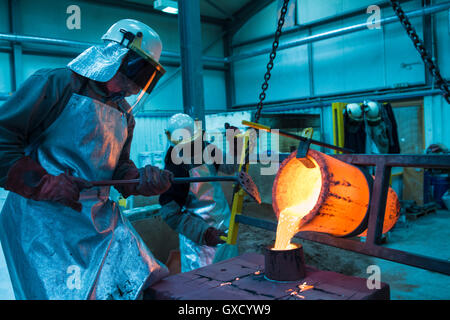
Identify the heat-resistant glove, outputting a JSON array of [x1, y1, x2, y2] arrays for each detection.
[[160, 201, 226, 247], [203, 227, 227, 247], [5, 156, 92, 212], [136, 165, 173, 196], [113, 165, 140, 198]]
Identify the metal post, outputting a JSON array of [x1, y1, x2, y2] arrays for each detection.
[[306, 27, 315, 97], [422, 0, 434, 86], [150, 31, 228, 97], [365, 160, 391, 245], [224, 25, 236, 109], [178, 0, 206, 126], [8, 0, 22, 91]]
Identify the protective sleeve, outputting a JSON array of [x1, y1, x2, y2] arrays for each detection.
[[158, 147, 190, 207], [159, 200, 210, 245], [0, 68, 73, 188], [111, 114, 141, 197]]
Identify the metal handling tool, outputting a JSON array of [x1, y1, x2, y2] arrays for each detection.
[[242, 120, 355, 156], [89, 170, 262, 204]]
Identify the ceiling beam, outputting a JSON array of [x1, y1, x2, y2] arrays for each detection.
[[226, 0, 274, 35], [204, 0, 233, 20], [76, 0, 227, 26], [178, 0, 206, 123]]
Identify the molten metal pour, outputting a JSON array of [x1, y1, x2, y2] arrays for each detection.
[[273, 156, 322, 251], [274, 206, 309, 250]]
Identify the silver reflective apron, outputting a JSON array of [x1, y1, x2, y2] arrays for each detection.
[[179, 163, 231, 272], [0, 93, 168, 300]]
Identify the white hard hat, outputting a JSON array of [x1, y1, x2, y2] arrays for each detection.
[[165, 113, 202, 146], [69, 19, 165, 83], [101, 19, 164, 74], [346, 103, 364, 121], [364, 101, 382, 122], [103, 19, 166, 115], [68, 19, 166, 115]]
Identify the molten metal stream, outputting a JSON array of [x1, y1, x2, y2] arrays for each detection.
[[274, 205, 310, 250], [273, 155, 322, 250], [272, 150, 400, 249]]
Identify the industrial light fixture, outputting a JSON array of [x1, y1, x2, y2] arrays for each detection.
[[154, 0, 178, 14]]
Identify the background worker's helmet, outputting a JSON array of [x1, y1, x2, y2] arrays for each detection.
[[346, 103, 364, 122], [363, 100, 382, 122], [165, 113, 202, 146], [68, 19, 166, 114]]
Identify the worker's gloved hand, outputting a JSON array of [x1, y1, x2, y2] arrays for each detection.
[[5, 156, 92, 212], [203, 227, 227, 247], [136, 165, 173, 196], [31, 173, 92, 212]]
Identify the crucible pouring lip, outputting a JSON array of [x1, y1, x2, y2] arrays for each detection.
[[272, 149, 331, 231], [264, 243, 306, 282], [272, 149, 373, 238]]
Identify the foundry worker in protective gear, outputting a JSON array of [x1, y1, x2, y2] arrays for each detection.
[[158, 113, 241, 273], [0, 19, 173, 300]]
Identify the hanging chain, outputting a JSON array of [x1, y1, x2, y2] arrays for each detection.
[[390, 0, 450, 104], [236, 0, 290, 178], [254, 0, 290, 123]]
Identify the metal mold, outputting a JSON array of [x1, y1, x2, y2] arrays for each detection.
[[264, 243, 306, 282]]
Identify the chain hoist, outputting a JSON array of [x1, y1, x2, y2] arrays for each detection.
[[227, 0, 291, 243], [390, 0, 450, 104], [236, 0, 291, 182], [254, 0, 290, 123]]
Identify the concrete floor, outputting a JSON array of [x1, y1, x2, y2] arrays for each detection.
[[369, 210, 450, 300], [0, 192, 449, 300]]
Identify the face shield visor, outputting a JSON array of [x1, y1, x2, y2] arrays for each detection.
[[121, 50, 165, 115]]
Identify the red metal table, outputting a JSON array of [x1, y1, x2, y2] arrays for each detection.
[[147, 253, 390, 300]]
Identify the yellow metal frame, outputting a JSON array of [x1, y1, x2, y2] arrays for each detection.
[[301, 127, 314, 140], [221, 122, 314, 245], [332, 102, 346, 153], [220, 132, 249, 245]]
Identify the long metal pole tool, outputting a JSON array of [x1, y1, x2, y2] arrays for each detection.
[[89, 171, 261, 204], [242, 120, 354, 154]]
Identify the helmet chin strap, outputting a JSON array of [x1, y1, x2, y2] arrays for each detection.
[[109, 91, 126, 102]]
